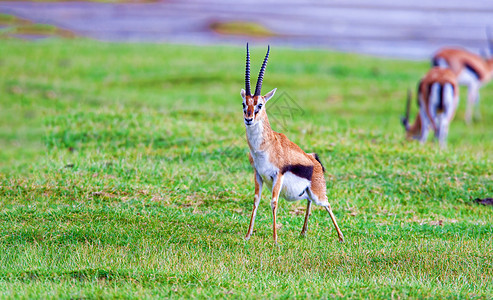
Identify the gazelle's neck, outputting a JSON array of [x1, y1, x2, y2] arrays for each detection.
[[245, 115, 273, 152]]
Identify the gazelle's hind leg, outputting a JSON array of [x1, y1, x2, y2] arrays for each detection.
[[435, 82, 456, 148], [300, 198, 312, 236], [436, 115, 449, 149], [306, 187, 344, 242], [458, 68, 481, 124], [324, 205, 345, 242]]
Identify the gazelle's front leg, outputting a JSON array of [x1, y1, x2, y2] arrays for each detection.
[[245, 171, 263, 240], [271, 172, 284, 244]]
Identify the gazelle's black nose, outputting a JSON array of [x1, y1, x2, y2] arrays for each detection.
[[244, 118, 253, 125]]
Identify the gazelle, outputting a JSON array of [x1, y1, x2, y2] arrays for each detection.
[[432, 47, 493, 123], [241, 44, 344, 243], [401, 67, 459, 147]]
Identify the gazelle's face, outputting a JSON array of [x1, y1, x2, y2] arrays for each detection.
[[402, 114, 423, 141], [401, 113, 419, 140], [401, 88, 414, 140], [400, 118, 412, 139], [242, 95, 265, 126], [240, 88, 276, 127]]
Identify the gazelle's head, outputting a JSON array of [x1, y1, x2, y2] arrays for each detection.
[[241, 44, 276, 127]]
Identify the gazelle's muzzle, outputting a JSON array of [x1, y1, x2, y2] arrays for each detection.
[[243, 102, 256, 125], [244, 117, 253, 125], [401, 117, 409, 130]]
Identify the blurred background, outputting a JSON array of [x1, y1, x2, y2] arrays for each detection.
[[1, 0, 493, 59], [1, 3, 493, 297]]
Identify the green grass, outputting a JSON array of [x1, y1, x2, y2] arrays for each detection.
[[0, 39, 492, 298]]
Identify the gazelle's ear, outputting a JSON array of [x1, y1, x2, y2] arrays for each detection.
[[241, 89, 247, 100], [264, 88, 277, 102]]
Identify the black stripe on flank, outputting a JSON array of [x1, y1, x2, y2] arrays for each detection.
[[432, 57, 439, 67], [313, 153, 325, 173], [281, 164, 314, 181], [464, 63, 481, 80]]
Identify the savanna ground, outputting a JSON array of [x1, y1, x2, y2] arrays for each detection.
[[0, 39, 492, 298]]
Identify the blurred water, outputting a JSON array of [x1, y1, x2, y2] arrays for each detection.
[[1, 0, 493, 59]]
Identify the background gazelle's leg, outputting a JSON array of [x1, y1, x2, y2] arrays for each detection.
[[465, 83, 480, 124]]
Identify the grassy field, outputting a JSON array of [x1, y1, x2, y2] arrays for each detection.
[[0, 39, 492, 298]]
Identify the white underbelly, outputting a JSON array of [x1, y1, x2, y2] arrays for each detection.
[[457, 68, 480, 86], [261, 172, 310, 202], [281, 172, 310, 201]]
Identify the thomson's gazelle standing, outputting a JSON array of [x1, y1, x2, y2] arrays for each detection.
[[241, 44, 344, 243], [432, 47, 493, 123], [401, 67, 459, 148]]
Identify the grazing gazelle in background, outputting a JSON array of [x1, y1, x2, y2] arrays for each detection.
[[432, 47, 493, 123], [241, 44, 344, 243], [401, 67, 459, 148]]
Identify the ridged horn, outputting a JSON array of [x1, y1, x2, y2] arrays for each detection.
[[245, 43, 251, 96], [254, 45, 270, 96]]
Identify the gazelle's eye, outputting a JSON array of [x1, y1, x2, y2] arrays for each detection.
[[242, 103, 246, 109], [258, 103, 263, 109]]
